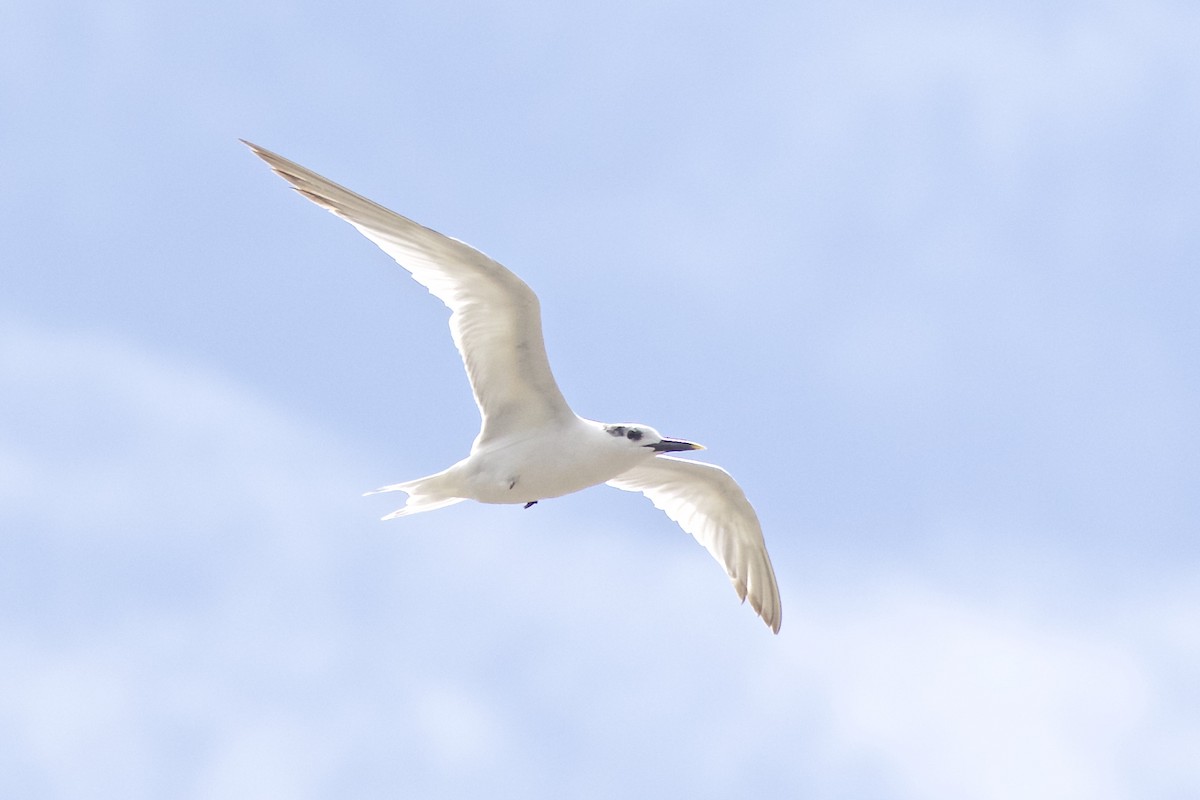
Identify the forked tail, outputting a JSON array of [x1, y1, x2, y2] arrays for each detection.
[[363, 468, 466, 520]]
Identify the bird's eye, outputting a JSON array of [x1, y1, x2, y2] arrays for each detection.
[[626, 429, 642, 441]]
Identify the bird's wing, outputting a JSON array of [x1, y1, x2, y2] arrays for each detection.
[[243, 140, 574, 442], [607, 456, 781, 633]]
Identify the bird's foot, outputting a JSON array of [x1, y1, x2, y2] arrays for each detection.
[[523, 501, 538, 509]]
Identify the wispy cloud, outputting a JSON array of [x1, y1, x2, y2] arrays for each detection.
[[3, 320, 1197, 798]]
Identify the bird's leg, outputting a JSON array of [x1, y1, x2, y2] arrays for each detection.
[[524, 501, 538, 509]]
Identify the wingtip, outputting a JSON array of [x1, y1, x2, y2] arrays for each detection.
[[740, 580, 782, 634], [763, 602, 782, 634], [240, 139, 288, 166], [731, 579, 781, 633]]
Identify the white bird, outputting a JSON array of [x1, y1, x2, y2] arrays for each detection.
[[243, 140, 782, 633]]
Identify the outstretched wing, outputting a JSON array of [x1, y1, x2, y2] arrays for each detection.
[[243, 141, 574, 442], [607, 456, 781, 633]]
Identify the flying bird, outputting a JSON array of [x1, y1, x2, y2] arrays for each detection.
[[243, 140, 782, 633]]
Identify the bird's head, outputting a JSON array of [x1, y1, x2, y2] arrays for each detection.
[[602, 424, 705, 454]]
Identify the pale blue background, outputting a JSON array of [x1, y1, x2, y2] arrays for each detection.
[[2, 1, 1198, 798]]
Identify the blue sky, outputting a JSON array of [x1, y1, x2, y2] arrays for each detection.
[[2, 1, 1198, 797]]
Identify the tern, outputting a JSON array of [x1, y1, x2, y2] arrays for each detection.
[[243, 140, 781, 633]]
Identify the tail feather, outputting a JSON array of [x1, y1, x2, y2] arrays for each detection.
[[364, 468, 465, 520], [381, 496, 466, 520], [362, 481, 415, 496]]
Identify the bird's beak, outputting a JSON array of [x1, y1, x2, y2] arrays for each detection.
[[648, 438, 705, 453]]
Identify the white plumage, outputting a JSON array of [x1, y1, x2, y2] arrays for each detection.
[[244, 140, 782, 633]]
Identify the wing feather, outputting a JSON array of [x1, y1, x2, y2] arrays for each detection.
[[607, 456, 781, 633], [243, 141, 573, 441]]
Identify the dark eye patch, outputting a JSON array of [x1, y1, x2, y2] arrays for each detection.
[[626, 429, 642, 441], [608, 425, 626, 437]]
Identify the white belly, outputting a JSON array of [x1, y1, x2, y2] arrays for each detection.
[[460, 424, 648, 505]]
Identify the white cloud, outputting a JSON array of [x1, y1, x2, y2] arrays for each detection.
[[2, 320, 1197, 799], [791, 580, 1149, 799]]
